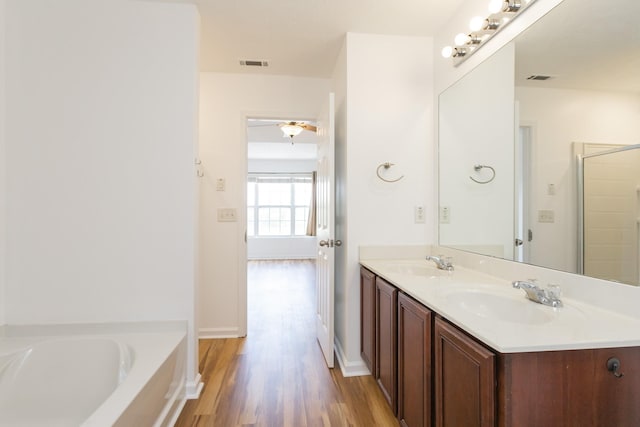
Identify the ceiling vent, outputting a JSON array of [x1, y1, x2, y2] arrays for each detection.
[[526, 75, 552, 81], [240, 59, 269, 67]]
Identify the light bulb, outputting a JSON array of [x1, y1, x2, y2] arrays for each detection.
[[469, 16, 485, 32], [441, 46, 453, 58], [454, 33, 470, 46], [488, 0, 503, 14]]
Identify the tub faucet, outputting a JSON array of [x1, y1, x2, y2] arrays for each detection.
[[512, 280, 562, 308], [426, 255, 454, 271]]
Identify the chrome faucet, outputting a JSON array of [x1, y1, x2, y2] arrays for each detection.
[[512, 280, 562, 308], [426, 255, 454, 271]]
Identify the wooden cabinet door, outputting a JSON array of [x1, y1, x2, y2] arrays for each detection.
[[360, 267, 376, 374], [398, 292, 432, 427], [376, 276, 398, 414], [434, 317, 495, 427]]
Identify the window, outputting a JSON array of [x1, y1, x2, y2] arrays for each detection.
[[247, 173, 313, 237]]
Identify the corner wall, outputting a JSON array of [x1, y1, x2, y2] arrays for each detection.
[[334, 33, 434, 374], [4, 0, 199, 383]]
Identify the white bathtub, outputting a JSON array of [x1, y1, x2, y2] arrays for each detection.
[[0, 325, 187, 427]]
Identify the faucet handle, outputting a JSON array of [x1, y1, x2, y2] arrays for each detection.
[[546, 283, 562, 300]]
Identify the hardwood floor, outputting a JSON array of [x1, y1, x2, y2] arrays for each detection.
[[175, 259, 399, 427]]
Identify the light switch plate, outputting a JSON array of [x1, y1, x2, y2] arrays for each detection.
[[216, 178, 226, 192], [538, 210, 554, 223], [415, 205, 425, 223], [217, 208, 237, 222], [440, 206, 451, 224]]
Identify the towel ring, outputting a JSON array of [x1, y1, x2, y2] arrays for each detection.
[[376, 162, 404, 183], [469, 164, 495, 184]]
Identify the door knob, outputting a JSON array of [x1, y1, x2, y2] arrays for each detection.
[[334, 240, 342, 247], [319, 240, 329, 247]]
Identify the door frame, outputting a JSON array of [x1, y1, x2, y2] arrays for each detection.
[[515, 121, 535, 264], [240, 111, 318, 337]]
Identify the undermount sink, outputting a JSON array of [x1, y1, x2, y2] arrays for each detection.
[[446, 290, 556, 325]]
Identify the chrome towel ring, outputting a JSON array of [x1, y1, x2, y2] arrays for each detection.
[[469, 164, 495, 184], [376, 162, 405, 183]]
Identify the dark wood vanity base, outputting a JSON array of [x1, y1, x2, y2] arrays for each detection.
[[498, 346, 640, 427], [360, 266, 640, 427]]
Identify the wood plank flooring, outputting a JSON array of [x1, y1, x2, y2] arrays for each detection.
[[175, 259, 398, 427]]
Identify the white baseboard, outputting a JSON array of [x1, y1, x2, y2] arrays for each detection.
[[186, 373, 203, 399], [334, 337, 371, 377], [198, 327, 240, 339], [164, 397, 187, 427]]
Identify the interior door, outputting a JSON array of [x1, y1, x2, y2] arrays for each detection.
[[316, 92, 336, 368]]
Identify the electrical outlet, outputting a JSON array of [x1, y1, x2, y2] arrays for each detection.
[[538, 210, 555, 223], [440, 206, 451, 224], [217, 208, 237, 222], [216, 178, 226, 192], [415, 205, 425, 223]]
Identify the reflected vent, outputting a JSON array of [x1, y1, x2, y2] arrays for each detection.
[[240, 59, 269, 67], [526, 75, 552, 81]]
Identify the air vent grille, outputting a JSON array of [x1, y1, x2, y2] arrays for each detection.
[[240, 60, 269, 67], [526, 75, 552, 81]]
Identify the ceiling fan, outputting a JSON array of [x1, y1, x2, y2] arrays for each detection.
[[278, 122, 317, 140], [248, 119, 317, 143]]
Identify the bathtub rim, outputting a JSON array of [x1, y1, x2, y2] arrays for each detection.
[[0, 321, 188, 427]]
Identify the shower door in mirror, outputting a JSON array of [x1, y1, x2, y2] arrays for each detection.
[[579, 143, 640, 286]]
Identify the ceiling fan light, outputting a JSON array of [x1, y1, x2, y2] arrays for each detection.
[[280, 123, 304, 138]]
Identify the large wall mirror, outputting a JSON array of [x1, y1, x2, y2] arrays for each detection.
[[439, 0, 640, 285]]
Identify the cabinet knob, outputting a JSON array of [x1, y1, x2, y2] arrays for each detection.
[[606, 357, 624, 378]]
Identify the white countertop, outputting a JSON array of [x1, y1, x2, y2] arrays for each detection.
[[360, 258, 640, 353]]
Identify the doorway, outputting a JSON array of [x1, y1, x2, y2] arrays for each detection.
[[245, 117, 319, 334]]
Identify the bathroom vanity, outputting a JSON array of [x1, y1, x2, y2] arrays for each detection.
[[360, 260, 640, 427]]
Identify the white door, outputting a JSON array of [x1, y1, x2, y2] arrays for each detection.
[[316, 93, 336, 368], [515, 126, 532, 263]]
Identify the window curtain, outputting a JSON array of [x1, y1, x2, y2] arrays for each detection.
[[306, 171, 317, 236]]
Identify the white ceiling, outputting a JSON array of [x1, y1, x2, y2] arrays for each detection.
[[187, 0, 466, 159], [515, 0, 640, 93], [190, 0, 467, 78]]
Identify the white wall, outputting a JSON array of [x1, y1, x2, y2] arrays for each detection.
[[516, 86, 640, 272], [0, 0, 6, 326], [333, 33, 434, 374], [247, 158, 317, 259], [4, 0, 199, 384], [439, 44, 515, 259], [198, 73, 330, 338]]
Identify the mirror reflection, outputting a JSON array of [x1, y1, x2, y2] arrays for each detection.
[[580, 144, 640, 285], [438, 0, 640, 285]]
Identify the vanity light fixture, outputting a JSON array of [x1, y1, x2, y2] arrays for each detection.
[[441, 0, 537, 64]]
